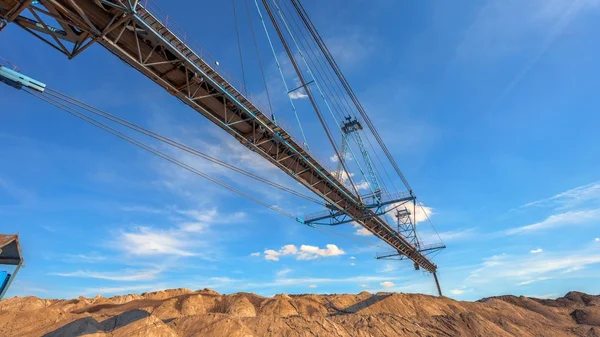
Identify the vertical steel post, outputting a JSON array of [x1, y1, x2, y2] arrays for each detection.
[[433, 272, 442, 296]]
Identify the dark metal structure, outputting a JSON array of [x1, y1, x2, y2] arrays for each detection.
[[0, 234, 24, 299], [0, 0, 444, 294]]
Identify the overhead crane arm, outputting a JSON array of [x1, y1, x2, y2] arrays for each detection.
[[0, 0, 442, 291]]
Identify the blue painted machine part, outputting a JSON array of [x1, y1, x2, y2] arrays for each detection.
[[0, 65, 46, 92]]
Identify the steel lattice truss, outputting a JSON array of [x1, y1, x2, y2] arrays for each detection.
[[0, 0, 442, 276]]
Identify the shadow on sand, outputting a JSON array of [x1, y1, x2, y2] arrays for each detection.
[[42, 308, 151, 337], [328, 293, 393, 316]]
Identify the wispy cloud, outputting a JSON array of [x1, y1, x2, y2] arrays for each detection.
[[517, 277, 551, 286], [506, 209, 600, 235], [466, 245, 600, 286], [0, 177, 35, 205], [457, 0, 600, 108], [62, 253, 107, 263], [326, 27, 378, 69], [113, 207, 241, 259], [521, 181, 600, 210], [530, 248, 543, 254], [52, 268, 162, 282], [377, 262, 398, 274], [419, 228, 476, 244], [120, 205, 167, 214], [83, 284, 167, 296], [117, 226, 198, 257], [450, 288, 465, 295], [458, 0, 598, 59], [276, 268, 293, 278], [526, 293, 559, 299], [260, 275, 404, 288]]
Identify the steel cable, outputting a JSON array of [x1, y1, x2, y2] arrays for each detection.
[[25, 88, 301, 220], [43, 88, 326, 206], [289, 0, 413, 193]]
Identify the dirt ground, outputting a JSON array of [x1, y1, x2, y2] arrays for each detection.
[[0, 289, 598, 336]]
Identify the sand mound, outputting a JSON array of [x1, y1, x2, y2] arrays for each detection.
[[141, 288, 193, 300], [226, 295, 256, 317], [1, 291, 599, 336], [572, 309, 600, 326], [259, 295, 298, 317]]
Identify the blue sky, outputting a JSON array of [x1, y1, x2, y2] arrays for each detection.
[[1, 0, 600, 300]]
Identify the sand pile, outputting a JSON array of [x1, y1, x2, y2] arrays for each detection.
[[0, 289, 598, 336]]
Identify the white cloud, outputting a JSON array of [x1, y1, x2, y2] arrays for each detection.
[[456, 0, 599, 108], [289, 90, 308, 100], [349, 256, 356, 260], [467, 246, 600, 286], [179, 222, 207, 233], [52, 269, 161, 282], [333, 170, 354, 185], [419, 228, 475, 244], [62, 253, 106, 263], [380, 281, 395, 288], [595, 238, 600, 242], [522, 181, 600, 209], [210, 276, 237, 284], [350, 262, 356, 266], [264, 249, 281, 261], [308, 284, 317, 288], [331, 172, 373, 192], [377, 262, 397, 274], [562, 265, 584, 274], [280, 244, 298, 255], [530, 248, 543, 254], [457, 0, 597, 60], [329, 153, 352, 163], [120, 205, 166, 214], [264, 244, 345, 261], [359, 284, 368, 288], [526, 293, 559, 299], [117, 226, 197, 257], [250, 252, 261, 257], [83, 284, 166, 296], [113, 207, 244, 259], [241, 275, 405, 289], [353, 222, 373, 236], [517, 277, 551, 286], [385, 201, 433, 224], [506, 209, 600, 235], [355, 181, 370, 191], [276, 268, 293, 278], [354, 227, 372, 236], [327, 28, 378, 68], [450, 289, 465, 295], [297, 244, 345, 260]]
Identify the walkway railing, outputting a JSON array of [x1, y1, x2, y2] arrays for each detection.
[[140, 0, 271, 116]]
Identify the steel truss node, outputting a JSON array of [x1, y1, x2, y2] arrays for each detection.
[[376, 206, 446, 268], [302, 193, 414, 227]]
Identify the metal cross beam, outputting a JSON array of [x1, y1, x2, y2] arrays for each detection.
[[303, 194, 415, 226]]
